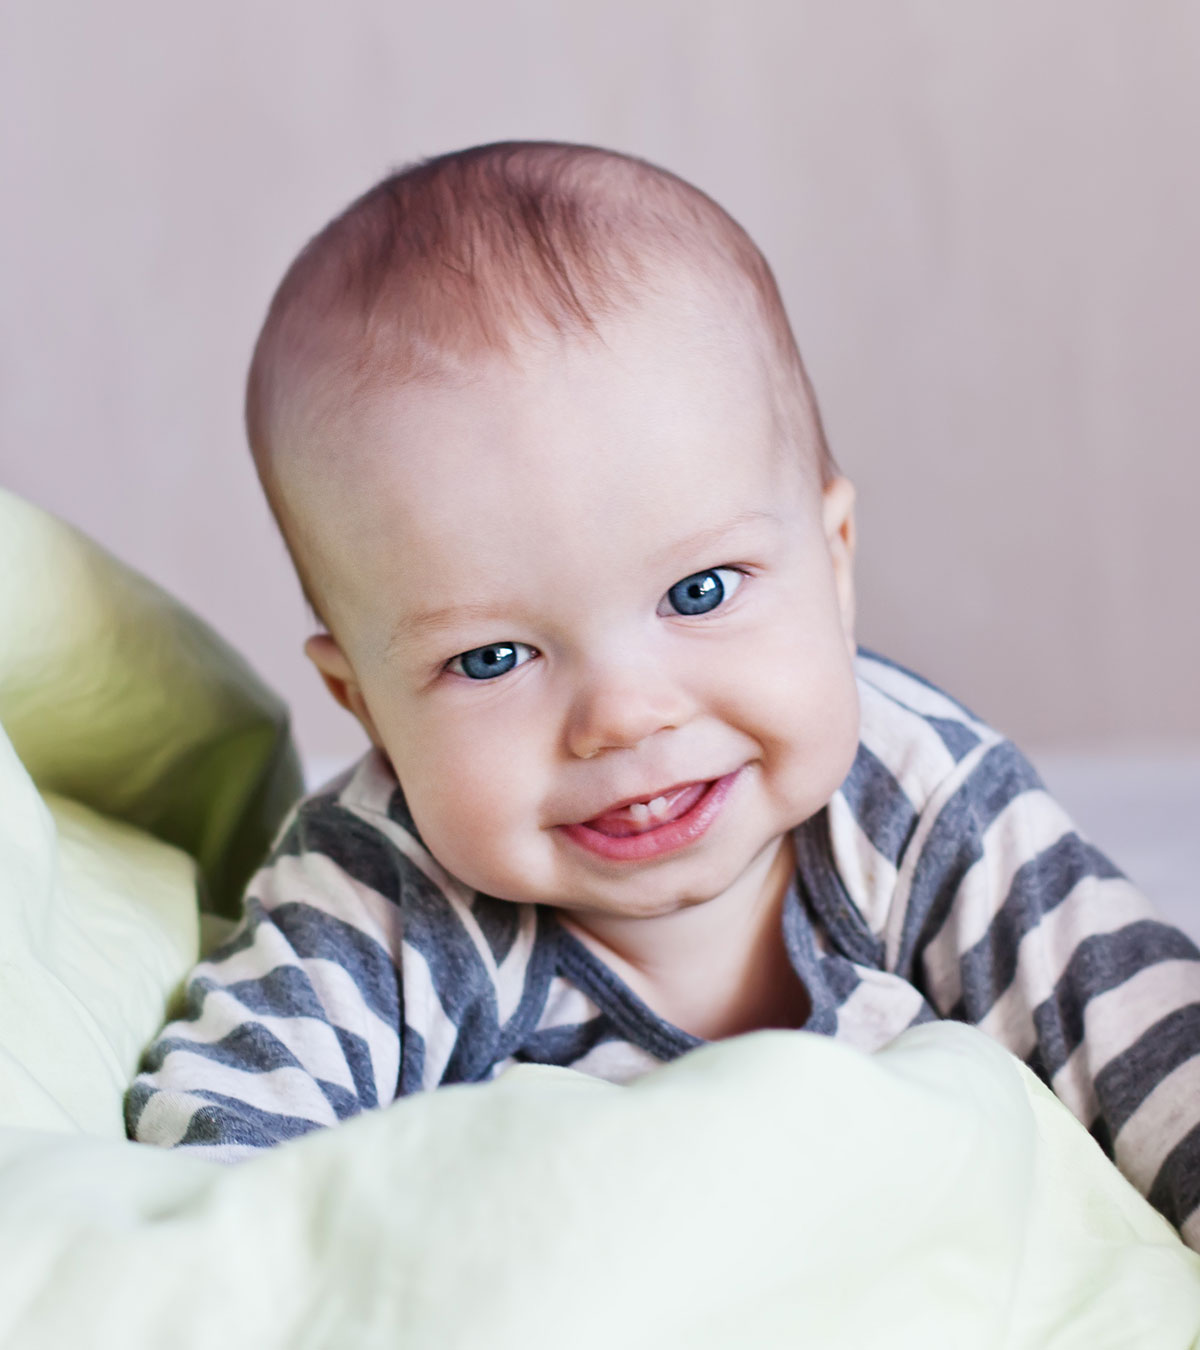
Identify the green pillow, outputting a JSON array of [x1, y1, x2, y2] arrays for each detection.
[[0, 488, 303, 1136], [0, 487, 303, 921]]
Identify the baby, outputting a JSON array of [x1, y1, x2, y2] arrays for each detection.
[[126, 141, 1200, 1248]]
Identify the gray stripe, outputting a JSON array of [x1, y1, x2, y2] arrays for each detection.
[[905, 1000, 940, 1029], [792, 818, 885, 967], [1093, 1002, 1200, 1137], [781, 897, 845, 1036], [952, 833, 1124, 1021], [123, 1080, 153, 1136], [201, 916, 259, 962], [267, 899, 401, 1028], [516, 1016, 615, 1067], [895, 740, 1043, 980], [333, 1023, 381, 1110], [493, 910, 561, 1056], [391, 869, 501, 1080], [556, 933, 697, 1062], [385, 782, 421, 837], [1089, 1113, 1114, 1159], [925, 716, 982, 762], [221, 964, 329, 1021], [139, 1023, 360, 1120], [1030, 921, 1200, 1077], [473, 892, 521, 966], [138, 1021, 295, 1078], [275, 797, 408, 908], [397, 1022, 426, 1095], [838, 744, 919, 865], [821, 954, 864, 1006], [1148, 1119, 1200, 1232], [177, 1091, 329, 1148]]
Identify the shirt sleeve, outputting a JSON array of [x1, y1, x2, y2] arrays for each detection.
[[891, 735, 1200, 1249], [124, 795, 405, 1160]]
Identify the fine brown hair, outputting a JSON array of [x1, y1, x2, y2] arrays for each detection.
[[245, 141, 835, 623]]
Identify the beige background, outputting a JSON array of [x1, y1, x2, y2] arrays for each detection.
[[3, 0, 1199, 771]]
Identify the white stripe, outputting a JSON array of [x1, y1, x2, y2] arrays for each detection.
[[144, 1053, 338, 1129], [857, 655, 990, 739], [835, 968, 929, 1053], [160, 986, 356, 1094], [1114, 1055, 1200, 1196], [857, 679, 959, 808], [399, 941, 460, 1089], [198, 918, 303, 986], [884, 740, 996, 969], [919, 787, 1133, 1014], [535, 974, 604, 1031], [337, 748, 402, 815], [249, 851, 403, 953], [489, 902, 540, 1026], [976, 875, 1158, 1059], [565, 1038, 664, 1084], [303, 956, 402, 1103], [189, 902, 401, 1103], [1052, 960, 1200, 1125], [919, 790, 1073, 1013], [825, 792, 898, 937], [134, 1090, 214, 1148]]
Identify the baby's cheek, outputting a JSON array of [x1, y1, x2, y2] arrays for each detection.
[[763, 669, 859, 805], [396, 705, 547, 884], [411, 772, 535, 893]]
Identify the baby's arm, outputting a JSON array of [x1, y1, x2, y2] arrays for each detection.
[[894, 737, 1200, 1248], [124, 796, 404, 1159]]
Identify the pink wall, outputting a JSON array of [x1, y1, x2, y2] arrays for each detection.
[[3, 0, 1198, 763]]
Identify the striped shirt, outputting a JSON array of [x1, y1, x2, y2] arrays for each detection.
[[125, 650, 1200, 1247]]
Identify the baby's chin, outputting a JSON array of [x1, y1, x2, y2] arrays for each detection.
[[551, 851, 786, 924], [470, 875, 702, 920], [468, 856, 730, 920], [551, 886, 714, 924]]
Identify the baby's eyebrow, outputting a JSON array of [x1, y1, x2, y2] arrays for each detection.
[[651, 508, 783, 566], [386, 598, 504, 654]]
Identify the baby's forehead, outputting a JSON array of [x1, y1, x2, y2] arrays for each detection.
[[331, 292, 782, 472], [291, 321, 810, 624], [303, 317, 793, 557]]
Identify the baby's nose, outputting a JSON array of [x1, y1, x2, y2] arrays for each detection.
[[564, 657, 694, 759]]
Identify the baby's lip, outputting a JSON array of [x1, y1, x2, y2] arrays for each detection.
[[572, 778, 711, 824]]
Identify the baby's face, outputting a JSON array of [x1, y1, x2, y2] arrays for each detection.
[[294, 301, 860, 923]]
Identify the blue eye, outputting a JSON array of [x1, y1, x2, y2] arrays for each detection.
[[659, 568, 743, 617], [448, 642, 536, 680]]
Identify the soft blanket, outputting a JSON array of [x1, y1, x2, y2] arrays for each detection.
[[1, 487, 1198, 1349]]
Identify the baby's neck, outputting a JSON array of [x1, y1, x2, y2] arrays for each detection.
[[558, 833, 809, 1041]]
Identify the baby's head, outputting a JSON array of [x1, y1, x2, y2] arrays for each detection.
[[246, 141, 860, 923]]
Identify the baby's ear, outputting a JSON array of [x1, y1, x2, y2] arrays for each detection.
[[304, 633, 384, 746], [821, 477, 857, 652]]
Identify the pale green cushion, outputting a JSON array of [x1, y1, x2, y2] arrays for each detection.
[[0, 732, 197, 1136], [0, 487, 302, 1137], [0, 486, 302, 922], [1, 1024, 1199, 1348]]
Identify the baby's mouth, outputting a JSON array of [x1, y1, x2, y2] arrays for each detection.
[[580, 782, 710, 838]]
